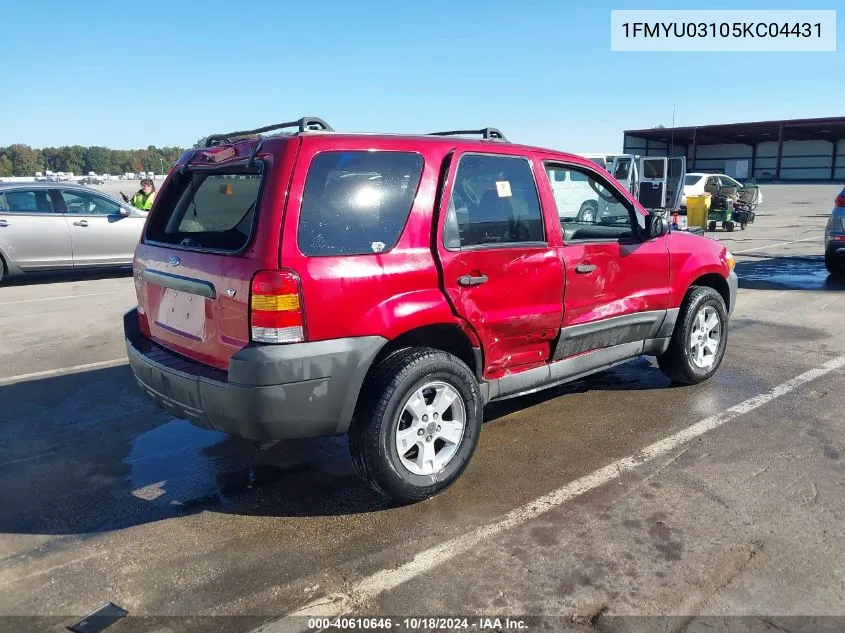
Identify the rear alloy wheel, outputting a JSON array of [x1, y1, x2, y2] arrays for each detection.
[[349, 348, 483, 504], [657, 286, 728, 385]]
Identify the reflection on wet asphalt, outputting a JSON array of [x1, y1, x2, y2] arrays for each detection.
[[106, 419, 386, 530], [735, 255, 845, 291], [113, 360, 668, 525]]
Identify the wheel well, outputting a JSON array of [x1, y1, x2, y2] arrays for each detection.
[[369, 324, 479, 380], [689, 273, 730, 311]]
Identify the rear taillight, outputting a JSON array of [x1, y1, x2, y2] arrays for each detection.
[[249, 270, 306, 344], [835, 193, 845, 207]]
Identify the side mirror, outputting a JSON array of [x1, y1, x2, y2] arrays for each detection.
[[119, 207, 131, 217], [644, 213, 668, 239]]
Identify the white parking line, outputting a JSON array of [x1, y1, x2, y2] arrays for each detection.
[[0, 290, 134, 306], [254, 354, 845, 631], [734, 235, 824, 254], [0, 358, 128, 387]]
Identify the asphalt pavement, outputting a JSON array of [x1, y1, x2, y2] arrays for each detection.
[[0, 183, 844, 633]]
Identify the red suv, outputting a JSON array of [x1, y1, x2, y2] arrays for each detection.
[[124, 117, 738, 504]]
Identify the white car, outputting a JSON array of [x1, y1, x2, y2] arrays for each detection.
[[682, 173, 763, 209]]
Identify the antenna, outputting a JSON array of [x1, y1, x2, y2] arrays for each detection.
[[670, 104, 675, 157]]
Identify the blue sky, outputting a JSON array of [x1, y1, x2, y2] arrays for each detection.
[[1, 0, 841, 153]]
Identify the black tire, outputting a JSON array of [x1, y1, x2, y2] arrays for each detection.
[[576, 201, 598, 223], [348, 347, 484, 504], [740, 222, 747, 230], [708, 221, 717, 232], [0, 255, 5, 286], [724, 221, 735, 232], [826, 251, 845, 278], [656, 286, 729, 385]]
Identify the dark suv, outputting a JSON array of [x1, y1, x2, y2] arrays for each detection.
[[124, 117, 738, 503], [825, 185, 845, 277]]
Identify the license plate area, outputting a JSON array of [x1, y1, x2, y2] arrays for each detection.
[[154, 288, 207, 341]]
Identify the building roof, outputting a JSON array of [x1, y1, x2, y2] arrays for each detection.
[[624, 116, 845, 146]]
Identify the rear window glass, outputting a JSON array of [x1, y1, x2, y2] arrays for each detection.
[[643, 160, 666, 178], [297, 151, 424, 256], [145, 170, 262, 252]]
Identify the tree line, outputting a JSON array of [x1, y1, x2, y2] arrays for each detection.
[[0, 144, 188, 177]]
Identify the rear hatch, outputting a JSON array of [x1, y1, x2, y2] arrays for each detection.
[[133, 139, 291, 370]]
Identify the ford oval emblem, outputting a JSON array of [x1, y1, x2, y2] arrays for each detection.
[[169, 256, 181, 266]]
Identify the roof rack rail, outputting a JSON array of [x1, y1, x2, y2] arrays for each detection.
[[428, 127, 508, 142], [204, 117, 334, 147]]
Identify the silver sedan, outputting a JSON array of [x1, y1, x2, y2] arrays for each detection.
[[0, 182, 148, 284]]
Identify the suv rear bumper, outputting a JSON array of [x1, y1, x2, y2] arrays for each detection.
[[123, 308, 386, 441]]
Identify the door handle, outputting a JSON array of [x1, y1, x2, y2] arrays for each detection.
[[458, 274, 488, 286], [575, 263, 597, 274], [73, 220, 89, 227]]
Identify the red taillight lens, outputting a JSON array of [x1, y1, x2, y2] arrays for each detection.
[[835, 193, 845, 207], [251, 272, 299, 296], [249, 269, 305, 344]]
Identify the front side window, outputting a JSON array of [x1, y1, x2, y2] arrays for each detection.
[[443, 153, 545, 249], [61, 191, 122, 215], [543, 162, 635, 241], [298, 150, 424, 256]]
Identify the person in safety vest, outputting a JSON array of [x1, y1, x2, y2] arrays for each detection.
[[121, 178, 156, 211]]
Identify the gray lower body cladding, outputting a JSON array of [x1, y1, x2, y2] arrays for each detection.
[[482, 307, 684, 403], [123, 308, 386, 441]]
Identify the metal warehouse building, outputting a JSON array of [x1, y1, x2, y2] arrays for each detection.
[[623, 116, 845, 182]]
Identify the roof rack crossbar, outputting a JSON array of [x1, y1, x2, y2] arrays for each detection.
[[428, 127, 508, 141], [204, 117, 334, 147]]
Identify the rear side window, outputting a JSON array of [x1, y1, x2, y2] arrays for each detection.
[[3, 190, 55, 213], [443, 153, 545, 249], [297, 150, 424, 256], [145, 170, 262, 252]]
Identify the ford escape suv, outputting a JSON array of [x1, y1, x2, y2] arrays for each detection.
[[124, 117, 738, 504]]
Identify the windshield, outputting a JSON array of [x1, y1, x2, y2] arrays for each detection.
[[684, 175, 703, 185]]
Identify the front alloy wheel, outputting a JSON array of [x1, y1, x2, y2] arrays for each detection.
[[656, 286, 729, 385], [689, 306, 722, 370]]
